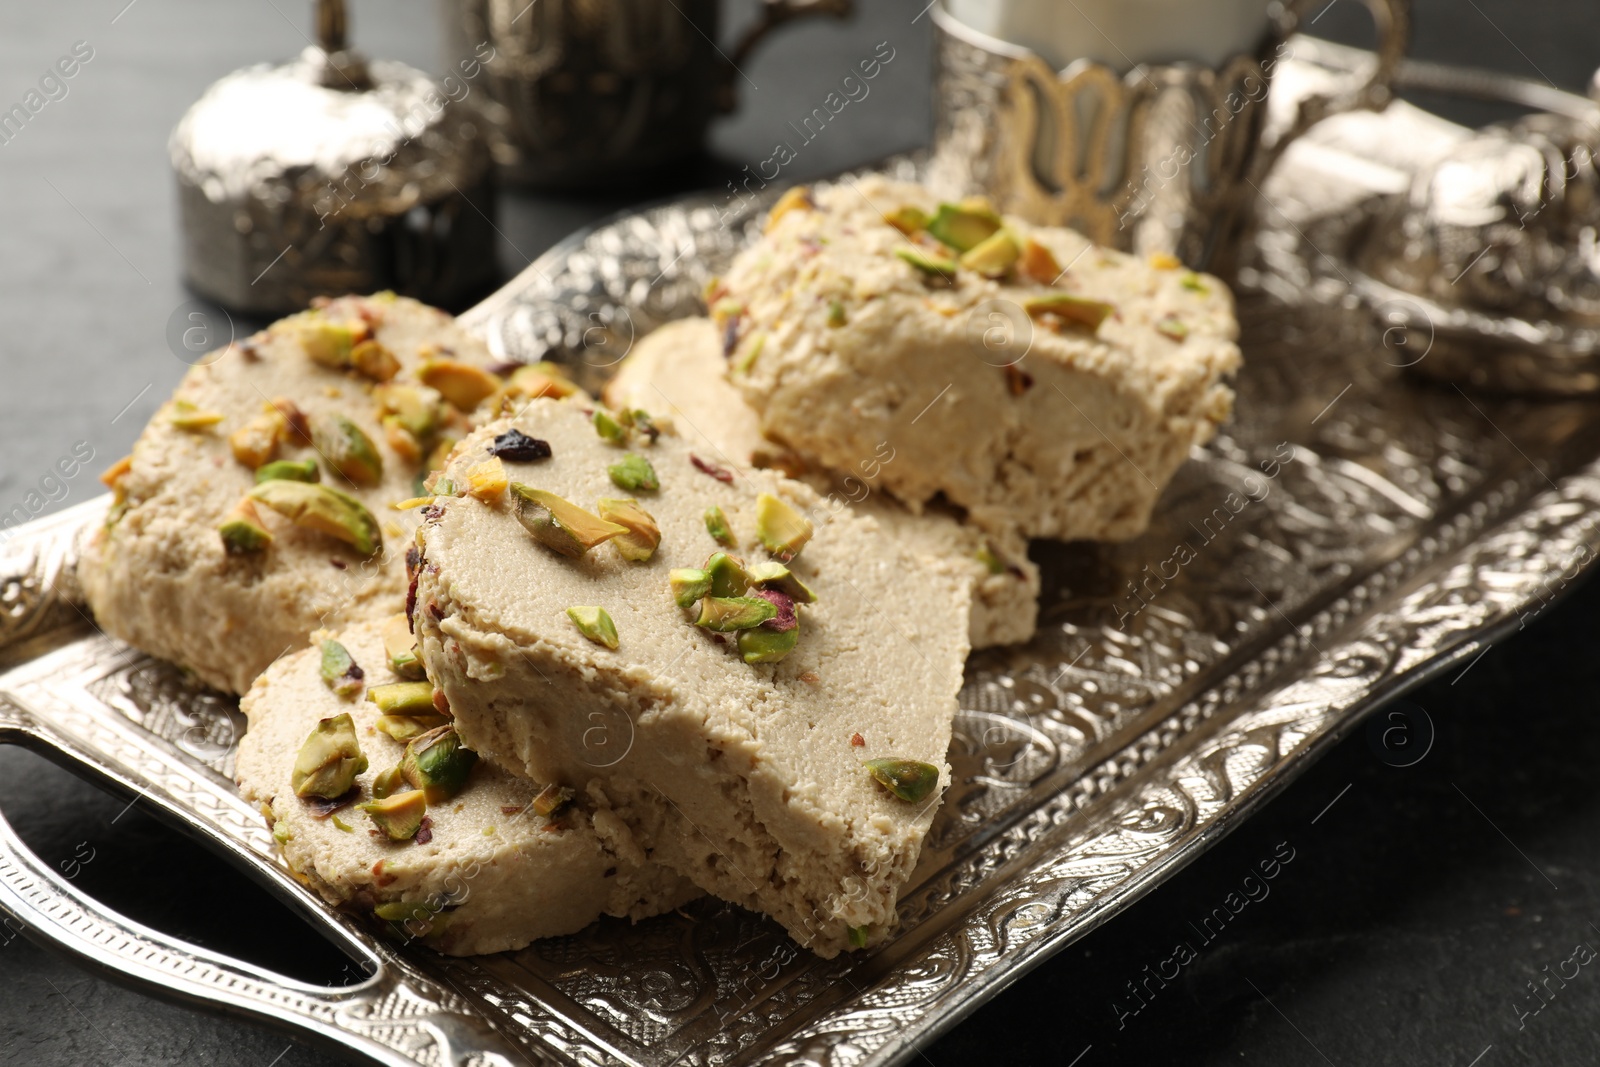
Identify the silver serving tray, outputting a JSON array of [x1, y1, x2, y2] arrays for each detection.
[[4, 78, 1599, 1067]]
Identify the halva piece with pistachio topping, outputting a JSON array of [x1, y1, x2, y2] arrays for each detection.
[[235, 619, 699, 956], [411, 398, 970, 958], [79, 293, 570, 695], [604, 317, 1040, 648], [714, 175, 1242, 541]]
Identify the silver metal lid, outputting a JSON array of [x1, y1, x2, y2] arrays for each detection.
[[170, 0, 498, 315]]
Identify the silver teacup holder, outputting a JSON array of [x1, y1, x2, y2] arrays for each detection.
[[925, 0, 1409, 275]]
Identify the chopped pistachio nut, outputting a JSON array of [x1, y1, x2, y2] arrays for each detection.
[[380, 613, 425, 680], [1156, 314, 1189, 341], [370, 765, 406, 800], [705, 551, 751, 598], [330, 814, 355, 832], [623, 408, 660, 444], [464, 457, 508, 503], [593, 409, 626, 444], [169, 399, 224, 432], [510, 483, 627, 558], [567, 605, 620, 649], [926, 199, 1001, 252], [506, 363, 580, 400], [255, 458, 320, 484], [734, 332, 766, 375], [607, 453, 659, 492], [746, 560, 817, 603], [218, 497, 273, 555], [765, 185, 814, 232], [596, 498, 661, 562], [293, 319, 366, 369], [291, 713, 369, 799], [755, 492, 814, 559], [310, 414, 383, 486], [374, 898, 440, 923], [229, 409, 289, 468], [1021, 238, 1063, 283], [400, 725, 477, 803], [424, 436, 459, 475], [848, 924, 870, 949], [864, 758, 941, 803], [374, 383, 444, 438], [737, 621, 799, 664], [894, 246, 958, 279], [532, 783, 575, 819], [375, 713, 451, 742], [418, 359, 500, 411], [382, 417, 423, 464], [704, 505, 736, 547], [974, 545, 1006, 575], [826, 299, 847, 327], [367, 681, 437, 715], [1180, 272, 1209, 293], [959, 229, 1022, 278], [272, 821, 292, 844], [249, 480, 382, 555], [1022, 292, 1114, 332], [695, 596, 778, 632], [349, 339, 400, 382], [751, 587, 798, 632], [670, 567, 712, 609], [359, 789, 427, 841], [316, 642, 364, 700], [883, 204, 929, 236]]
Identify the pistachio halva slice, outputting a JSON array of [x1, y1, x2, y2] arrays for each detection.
[[411, 399, 969, 957], [602, 316, 1041, 649], [79, 293, 522, 695], [716, 174, 1242, 541], [235, 620, 699, 955]]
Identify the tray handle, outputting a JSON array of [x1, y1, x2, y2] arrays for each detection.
[[0, 695, 526, 1067]]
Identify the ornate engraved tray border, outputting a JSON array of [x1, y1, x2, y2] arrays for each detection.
[[1, 96, 1597, 1067]]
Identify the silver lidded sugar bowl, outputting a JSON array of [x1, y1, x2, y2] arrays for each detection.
[[171, 0, 499, 315]]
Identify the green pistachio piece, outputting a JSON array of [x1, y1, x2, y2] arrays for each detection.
[[755, 493, 813, 560], [734, 332, 766, 375], [294, 319, 363, 368], [623, 408, 660, 444], [593, 409, 626, 444], [374, 898, 439, 923], [959, 229, 1022, 278], [826, 300, 847, 327], [1021, 293, 1114, 332], [380, 613, 425, 680], [371, 765, 406, 800], [400, 725, 477, 804], [418, 358, 501, 411], [255, 458, 320, 484], [567, 606, 619, 650], [704, 505, 736, 547], [249, 480, 381, 555], [596, 498, 661, 562], [883, 205, 929, 235], [696, 596, 778, 632], [375, 713, 451, 742], [291, 713, 369, 799], [746, 560, 817, 604], [847, 924, 870, 949], [607, 453, 659, 492], [509, 483, 628, 558], [974, 546, 1006, 575], [1156, 314, 1189, 340], [349, 339, 399, 382], [670, 568, 712, 609], [704, 552, 752, 598], [366, 681, 436, 715], [169, 398, 224, 431], [359, 789, 427, 841], [893, 246, 958, 279], [272, 821, 292, 844], [319, 639, 365, 698], [864, 758, 941, 803], [311, 414, 383, 487], [532, 783, 575, 819], [738, 621, 799, 663], [926, 199, 1002, 252], [375, 383, 444, 439], [1180, 272, 1209, 293], [330, 814, 354, 833], [218, 498, 272, 555]]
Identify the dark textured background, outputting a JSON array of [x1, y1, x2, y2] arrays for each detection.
[[2, 1, 1598, 1064]]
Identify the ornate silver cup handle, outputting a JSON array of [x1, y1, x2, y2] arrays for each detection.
[[0, 663, 522, 1067]]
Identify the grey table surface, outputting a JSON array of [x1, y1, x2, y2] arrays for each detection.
[[4, 1, 1600, 1064]]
